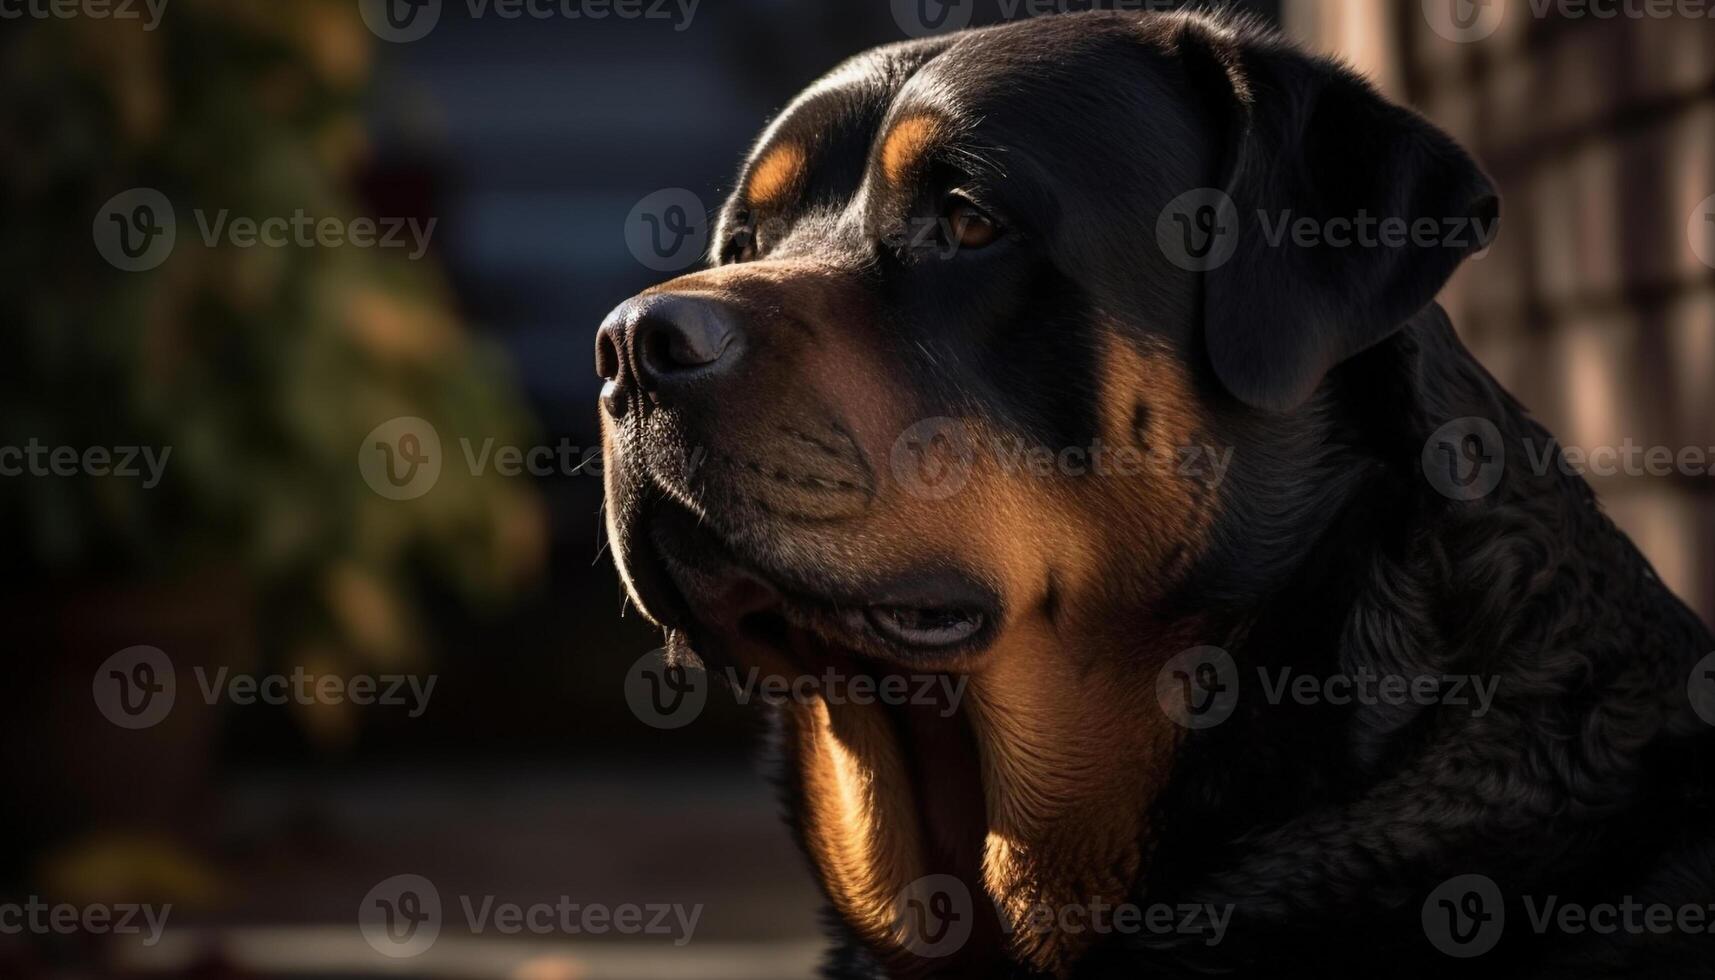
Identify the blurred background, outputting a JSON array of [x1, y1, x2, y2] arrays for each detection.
[[0, 0, 1709, 977]]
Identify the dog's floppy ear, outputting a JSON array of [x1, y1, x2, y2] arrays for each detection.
[[1174, 23, 1499, 412]]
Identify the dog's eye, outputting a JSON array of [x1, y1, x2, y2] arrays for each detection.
[[724, 230, 759, 264], [944, 196, 1002, 251], [865, 605, 985, 648], [723, 214, 760, 264]]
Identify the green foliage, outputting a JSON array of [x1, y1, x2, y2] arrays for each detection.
[[0, 0, 544, 670]]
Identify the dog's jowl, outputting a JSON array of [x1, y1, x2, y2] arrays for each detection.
[[598, 10, 1715, 979]]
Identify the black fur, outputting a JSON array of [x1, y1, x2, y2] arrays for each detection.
[[1117, 307, 1715, 978], [779, 14, 1715, 978], [623, 10, 1715, 977]]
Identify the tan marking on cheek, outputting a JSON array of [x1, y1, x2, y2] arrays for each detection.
[[967, 612, 1190, 977], [658, 281, 1213, 976], [788, 698, 928, 965], [747, 142, 807, 207], [881, 115, 944, 185], [1085, 333, 1220, 583], [788, 403, 1076, 612], [942, 336, 1216, 976]]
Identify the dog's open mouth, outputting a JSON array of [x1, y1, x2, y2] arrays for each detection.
[[636, 494, 1001, 668], [630, 495, 1007, 966]]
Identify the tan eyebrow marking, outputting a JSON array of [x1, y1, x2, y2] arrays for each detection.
[[880, 115, 944, 185], [747, 142, 808, 206]]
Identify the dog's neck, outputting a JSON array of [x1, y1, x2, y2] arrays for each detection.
[[792, 310, 1712, 976], [1137, 313, 1715, 967], [780, 605, 1201, 978]]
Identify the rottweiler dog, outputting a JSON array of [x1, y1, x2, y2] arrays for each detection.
[[598, 10, 1715, 978]]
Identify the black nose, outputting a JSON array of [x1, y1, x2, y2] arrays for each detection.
[[596, 294, 743, 418]]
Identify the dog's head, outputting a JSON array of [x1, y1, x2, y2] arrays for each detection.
[[600, 11, 1495, 976]]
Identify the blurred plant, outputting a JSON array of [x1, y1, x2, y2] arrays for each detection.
[[0, 1, 545, 696]]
